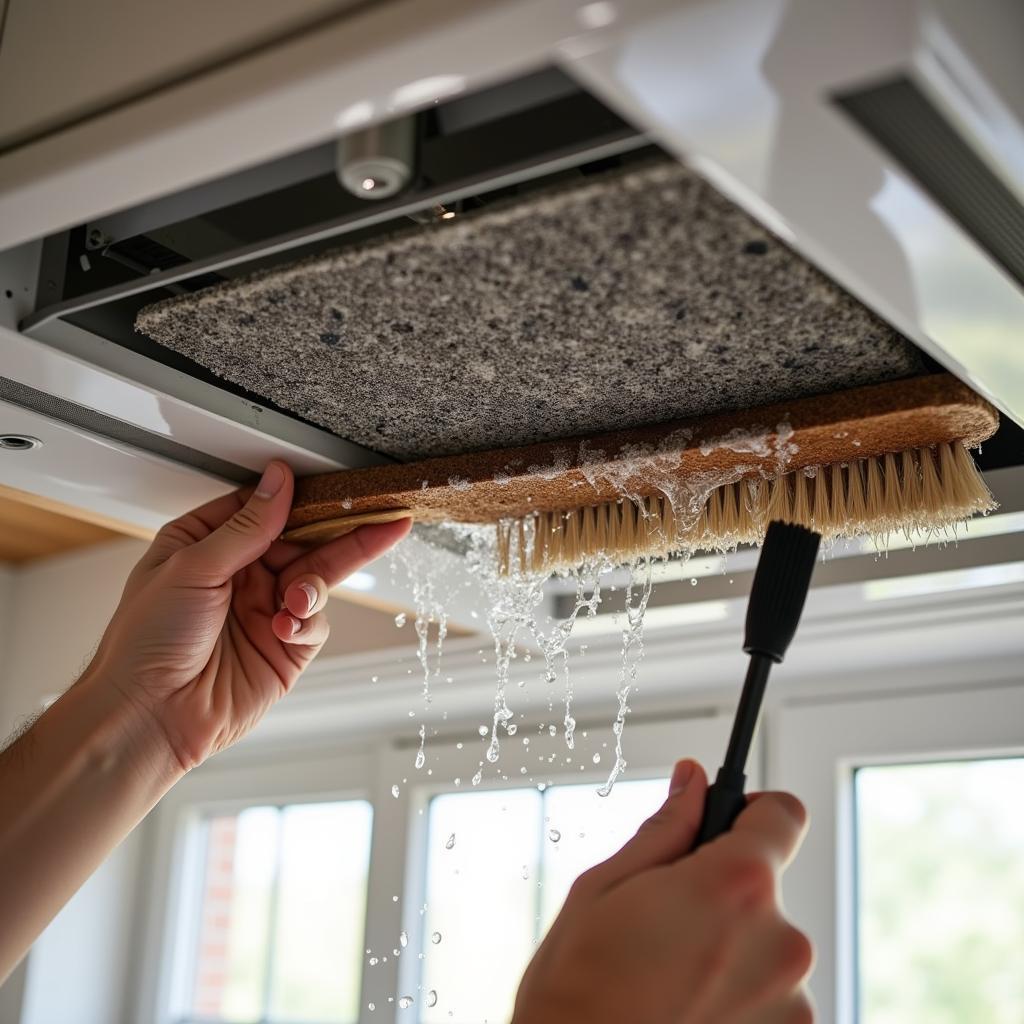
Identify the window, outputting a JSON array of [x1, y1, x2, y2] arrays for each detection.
[[415, 778, 668, 1023], [183, 800, 373, 1024], [773, 682, 1024, 1021], [855, 757, 1024, 1024]]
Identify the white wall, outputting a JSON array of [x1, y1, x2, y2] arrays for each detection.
[[0, 540, 147, 1024], [0, 538, 147, 732]]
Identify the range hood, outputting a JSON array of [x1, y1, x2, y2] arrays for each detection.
[[1, 0, 1022, 534]]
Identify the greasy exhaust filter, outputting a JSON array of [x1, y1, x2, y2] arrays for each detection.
[[136, 160, 924, 463]]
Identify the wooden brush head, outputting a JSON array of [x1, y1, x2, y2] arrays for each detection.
[[285, 373, 998, 545]]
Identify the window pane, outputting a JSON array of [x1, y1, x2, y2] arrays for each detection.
[[540, 778, 667, 930], [856, 758, 1024, 1024], [269, 801, 373, 1024], [420, 789, 542, 1024], [186, 800, 373, 1024], [191, 806, 278, 1022], [419, 778, 668, 1023]]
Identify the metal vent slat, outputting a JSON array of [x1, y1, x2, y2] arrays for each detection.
[[836, 75, 1024, 289], [0, 375, 252, 483]]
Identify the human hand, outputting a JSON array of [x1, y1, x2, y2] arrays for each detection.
[[83, 461, 411, 772], [514, 761, 813, 1024]]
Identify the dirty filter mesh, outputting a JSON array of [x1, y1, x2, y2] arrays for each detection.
[[136, 160, 924, 461]]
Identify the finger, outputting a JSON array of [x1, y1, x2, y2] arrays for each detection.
[[282, 574, 329, 618], [580, 760, 708, 891], [173, 462, 294, 586], [723, 919, 815, 1010], [272, 608, 330, 648], [277, 517, 412, 591], [727, 792, 808, 869], [736, 990, 814, 1024]]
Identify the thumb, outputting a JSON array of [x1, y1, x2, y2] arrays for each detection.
[[179, 462, 294, 585], [584, 760, 708, 890]]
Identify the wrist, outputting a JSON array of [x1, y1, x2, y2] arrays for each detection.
[[70, 667, 188, 794]]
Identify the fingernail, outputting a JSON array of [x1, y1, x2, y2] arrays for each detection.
[[669, 760, 695, 795], [298, 582, 318, 614], [287, 615, 300, 636], [255, 463, 285, 499]]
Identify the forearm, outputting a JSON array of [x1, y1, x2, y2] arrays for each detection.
[[0, 672, 184, 983]]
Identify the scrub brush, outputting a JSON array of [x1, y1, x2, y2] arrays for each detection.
[[284, 373, 998, 572]]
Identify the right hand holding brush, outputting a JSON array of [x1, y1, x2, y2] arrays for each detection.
[[513, 759, 814, 1024]]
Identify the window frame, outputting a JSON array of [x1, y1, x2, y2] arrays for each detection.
[[771, 678, 1024, 1024], [140, 710, 751, 1024], [137, 747, 376, 1024], [383, 712, 756, 1019]]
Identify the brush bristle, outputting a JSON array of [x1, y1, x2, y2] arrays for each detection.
[[496, 442, 996, 575]]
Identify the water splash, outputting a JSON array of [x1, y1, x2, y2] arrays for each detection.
[[598, 557, 654, 796]]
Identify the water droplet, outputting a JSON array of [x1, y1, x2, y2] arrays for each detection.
[[395, 612, 407, 627], [392, 784, 400, 798], [426, 990, 438, 1007], [415, 724, 426, 770], [471, 769, 482, 786], [548, 724, 557, 737], [392, 895, 399, 902], [690, 578, 697, 586], [521, 865, 530, 879], [506, 723, 518, 736], [478, 725, 488, 736], [371, 675, 379, 683], [399, 930, 408, 948], [592, 752, 601, 764], [398, 995, 414, 1009], [548, 829, 561, 843], [369, 956, 379, 966], [445, 833, 456, 850], [368, 1002, 375, 1011], [431, 931, 442, 944]]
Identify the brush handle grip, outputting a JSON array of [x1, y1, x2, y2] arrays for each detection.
[[695, 769, 748, 846]]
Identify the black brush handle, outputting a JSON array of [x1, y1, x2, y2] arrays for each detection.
[[696, 654, 772, 845], [697, 769, 749, 845], [695, 522, 820, 847]]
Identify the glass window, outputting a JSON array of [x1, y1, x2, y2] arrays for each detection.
[[418, 778, 667, 1023], [185, 800, 373, 1024], [855, 757, 1024, 1024]]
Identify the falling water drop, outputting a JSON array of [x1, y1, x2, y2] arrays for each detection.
[[690, 577, 697, 586], [399, 930, 408, 948], [477, 725, 488, 736], [415, 724, 426, 770], [392, 784, 400, 798], [548, 829, 561, 843], [426, 990, 438, 1008], [398, 995, 414, 1009], [431, 931, 442, 944], [445, 833, 456, 850], [395, 612, 407, 627], [592, 752, 601, 764]]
